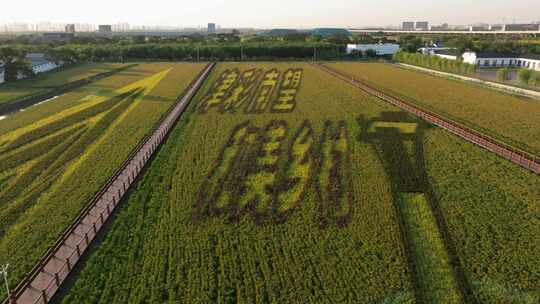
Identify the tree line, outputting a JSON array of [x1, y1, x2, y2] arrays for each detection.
[[0, 42, 343, 83], [393, 51, 477, 75], [54, 42, 342, 62]]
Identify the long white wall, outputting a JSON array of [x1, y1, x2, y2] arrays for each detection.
[[463, 52, 540, 71]]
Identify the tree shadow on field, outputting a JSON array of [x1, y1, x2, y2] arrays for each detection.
[[357, 112, 477, 303]]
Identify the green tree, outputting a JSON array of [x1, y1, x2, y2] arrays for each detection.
[[325, 33, 351, 45], [528, 71, 540, 87], [365, 49, 378, 57], [0, 47, 33, 82], [46, 47, 79, 64], [518, 69, 533, 85], [400, 35, 423, 52], [496, 68, 510, 82]]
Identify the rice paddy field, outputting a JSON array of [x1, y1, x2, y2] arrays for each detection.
[[0, 63, 125, 106], [0, 62, 206, 300], [327, 62, 540, 156], [54, 63, 539, 304]]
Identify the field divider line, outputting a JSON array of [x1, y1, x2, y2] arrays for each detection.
[[2, 62, 215, 304], [311, 63, 540, 175]]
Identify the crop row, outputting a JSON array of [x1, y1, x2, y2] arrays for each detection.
[[328, 62, 540, 155], [0, 63, 207, 301], [59, 63, 415, 303], [423, 128, 540, 303], [0, 63, 125, 106]]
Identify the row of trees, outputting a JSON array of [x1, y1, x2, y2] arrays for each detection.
[[50, 42, 343, 62], [392, 52, 477, 75], [518, 69, 540, 87], [396, 34, 540, 55], [0, 42, 343, 84], [496, 68, 540, 87]]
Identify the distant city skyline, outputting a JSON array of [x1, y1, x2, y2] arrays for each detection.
[[2, 0, 540, 29]]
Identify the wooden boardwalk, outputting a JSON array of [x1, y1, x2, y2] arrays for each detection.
[[3, 63, 214, 304], [312, 63, 540, 175]]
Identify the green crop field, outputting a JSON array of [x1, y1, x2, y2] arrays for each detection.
[[58, 63, 539, 304], [327, 62, 540, 156], [0, 63, 206, 299], [0, 63, 125, 106]]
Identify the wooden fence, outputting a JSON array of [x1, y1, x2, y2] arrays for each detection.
[[312, 63, 540, 175], [2, 62, 215, 304]]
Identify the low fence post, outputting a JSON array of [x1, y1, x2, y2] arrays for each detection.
[[41, 290, 47, 304]]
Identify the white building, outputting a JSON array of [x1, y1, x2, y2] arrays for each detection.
[[346, 43, 400, 56], [0, 53, 60, 84], [462, 52, 540, 70], [26, 53, 60, 74], [418, 47, 459, 60], [432, 50, 459, 60], [419, 47, 450, 55]]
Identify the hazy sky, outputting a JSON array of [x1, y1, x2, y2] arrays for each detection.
[[2, 0, 540, 28]]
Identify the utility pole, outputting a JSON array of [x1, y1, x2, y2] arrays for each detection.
[[1, 264, 11, 302], [197, 47, 200, 62]]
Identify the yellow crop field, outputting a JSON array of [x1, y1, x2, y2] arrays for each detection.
[[328, 62, 540, 155], [0, 63, 206, 297]]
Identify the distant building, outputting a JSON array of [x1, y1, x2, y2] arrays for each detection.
[[504, 24, 539, 31], [490, 24, 504, 31], [346, 43, 400, 56], [431, 24, 449, 31], [419, 47, 454, 55], [42, 32, 75, 40], [26, 53, 60, 74], [312, 28, 351, 38], [65, 24, 76, 33], [98, 25, 112, 32], [432, 50, 459, 60], [112, 23, 130, 32], [463, 52, 540, 70], [402, 22, 415, 30], [0, 54, 60, 83], [415, 21, 429, 31], [469, 24, 490, 31], [208, 23, 216, 33]]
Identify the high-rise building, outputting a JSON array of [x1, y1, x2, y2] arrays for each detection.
[[112, 23, 130, 32], [415, 21, 429, 31], [208, 23, 216, 33], [98, 25, 112, 32], [65, 24, 76, 33], [402, 22, 415, 30]]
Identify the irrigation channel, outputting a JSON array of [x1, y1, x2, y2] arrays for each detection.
[[2, 63, 215, 304], [0, 64, 138, 116], [312, 63, 540, 175]]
